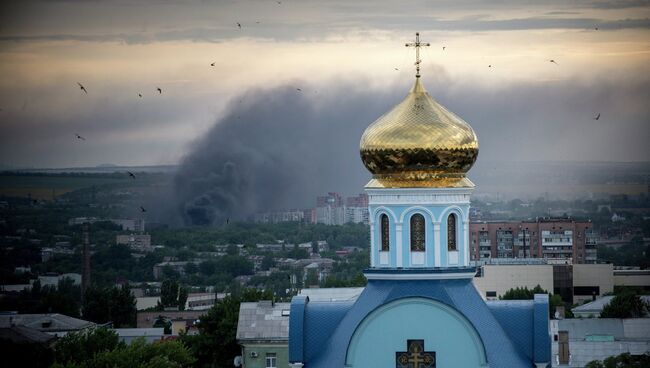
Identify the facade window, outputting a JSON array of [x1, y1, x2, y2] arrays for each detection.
[[410, 214, 425, 251], [447, 214, 457, 251], [265, 353, 277, 368], [380, 214, 390, 251]]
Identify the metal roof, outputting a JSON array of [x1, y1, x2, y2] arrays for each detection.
[[236, 301, 291, 341]]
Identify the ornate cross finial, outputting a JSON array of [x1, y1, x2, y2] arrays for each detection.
[[405, 32, 430, 78]]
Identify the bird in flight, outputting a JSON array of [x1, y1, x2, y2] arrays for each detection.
[[394, 67, 399, 71], [442, 46, 446, 51], [488, 64, 492, 68], [595, 27, 599, 31], [127, 171, 136, 179], [77, 82, 87, 94], [296, 88, 302, 92], [210, 62, 216, 66], [156, 87, 162, 94], [594, 113, 601, 120], [549, 59, 558, 65], [140, 206, 147, 212], [277, 1, 282, 4], [75, 133, 86, 141], [138, 93, 142, 98], [237, 22, 241, 29]]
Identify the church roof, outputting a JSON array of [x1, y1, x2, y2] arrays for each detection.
[[289, 278, 550, 367]]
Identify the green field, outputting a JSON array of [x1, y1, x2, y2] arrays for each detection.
[[0, 173, 130, 200]]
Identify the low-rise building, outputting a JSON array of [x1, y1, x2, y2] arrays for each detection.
[[550, 318, 650, 367], [236, 301, 290, 368], [472, 261, 615, 303], [571, 295, 650, 318], [116, 234, 152, 252], [114, 327, 165, 344], [0, 313, 95, 337], [613, 269, 650, 293], [153, 261, 188, 280], [137, 311, 203, 335]]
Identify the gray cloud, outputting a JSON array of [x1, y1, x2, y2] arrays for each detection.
[[1, 0, 649, 45], [1, 17, 648, 44]]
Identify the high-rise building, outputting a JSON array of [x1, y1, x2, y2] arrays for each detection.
[[469, 219, 598, 263], [314, 192, 346, 225], [345, 194, 369, 224]]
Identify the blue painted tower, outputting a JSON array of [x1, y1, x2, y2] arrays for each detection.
[[288, 33, 551, 368]]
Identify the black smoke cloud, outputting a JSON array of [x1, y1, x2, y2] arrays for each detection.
[[173, 73, 650, 226], [173, 81, 397, 226]]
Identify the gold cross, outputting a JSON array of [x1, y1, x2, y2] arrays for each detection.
[[405, 32, 430, 78]]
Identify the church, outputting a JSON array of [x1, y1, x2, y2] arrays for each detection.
[[288, 34, 551, 368]]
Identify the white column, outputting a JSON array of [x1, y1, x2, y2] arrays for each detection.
[[395, 223, 403, 267], [463, 221, 469, 267], [369, 223, 376, 267], [433, 223, 441, 267]]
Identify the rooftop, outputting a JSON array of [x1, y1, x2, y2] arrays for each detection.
[[236, 301, 291, 341]]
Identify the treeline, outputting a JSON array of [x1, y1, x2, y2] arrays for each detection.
[[151, 222, 369, 252]]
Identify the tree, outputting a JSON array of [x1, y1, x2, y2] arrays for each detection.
[[600, 292, 649, 318], [260, 255, 276, 271], [54, 328, 121, 365], [585, 352, 650, 368], [82, 284, 137, 327], [500, 285, 564, 318], [180, 288, 273, 368], [159, 279, 188, 310], [53, 331, 194, 368]]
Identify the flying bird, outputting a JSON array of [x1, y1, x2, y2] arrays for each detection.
[[140, 206, 147, 212], [296, 88, 302, 91], [127, 171, 136, 179], [237, 22, 241, 29], [138, 93, 142, 98], [394, 67, 399, 71], [277, 1, 281, 4], [210, 62, 216, 66], [156, 87, 162, 94], [595, 27, 599, 30], [75, 134, 85, 141], [488, 64, 492, 68], [594, 113, 601, 120], [442, 46, 446, 50], [549, 59, 558, 65], [77, 82, 87, 94]]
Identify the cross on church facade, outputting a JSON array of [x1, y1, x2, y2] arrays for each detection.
[[396, 339, 436, 368], [405, 32, 430, 78]]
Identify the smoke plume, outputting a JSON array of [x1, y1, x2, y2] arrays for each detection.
[[173, 81, 395, 225]]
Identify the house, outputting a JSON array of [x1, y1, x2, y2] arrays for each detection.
[[0, 313, 95, 337], [236, 301, 290, 368]]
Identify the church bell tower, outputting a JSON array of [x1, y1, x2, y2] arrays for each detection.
[[360, 32, 479, 279]]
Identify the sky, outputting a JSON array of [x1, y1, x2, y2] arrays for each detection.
[[0, 0, 649, 169]]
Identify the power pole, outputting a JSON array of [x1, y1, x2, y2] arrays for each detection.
[[81, 223, 91, 302]]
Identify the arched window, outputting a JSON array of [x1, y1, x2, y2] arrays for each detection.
[[380, 214, 390, 251], [410, 214, 425, 251], [447, 214, 457, 251]]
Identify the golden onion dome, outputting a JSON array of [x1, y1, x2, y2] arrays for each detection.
[[360, 77, 479, 188]]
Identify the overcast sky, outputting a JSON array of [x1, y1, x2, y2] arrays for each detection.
[[0, 0, 648, 168]]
